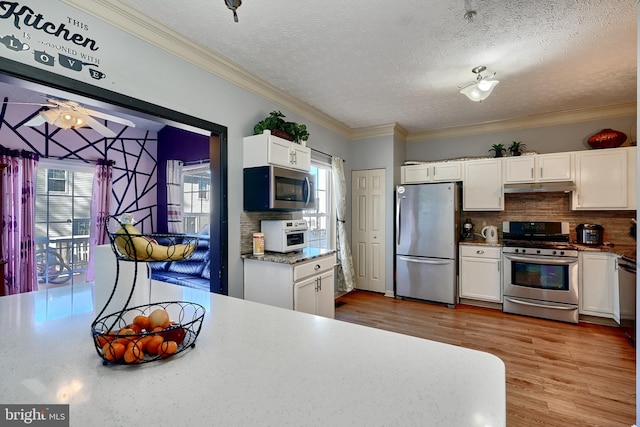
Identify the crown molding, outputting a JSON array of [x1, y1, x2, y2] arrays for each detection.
[[406, 102, 637, 143], [61, 0, 352, 138], [351, 123, 408, 141]]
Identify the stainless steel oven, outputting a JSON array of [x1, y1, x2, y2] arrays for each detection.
[[502, 221, 580, 323]]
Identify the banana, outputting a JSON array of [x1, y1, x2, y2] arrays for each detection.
[[114, 224, 196, 261]]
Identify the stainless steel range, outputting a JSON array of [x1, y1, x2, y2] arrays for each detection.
[[502, 221, 579, 323]]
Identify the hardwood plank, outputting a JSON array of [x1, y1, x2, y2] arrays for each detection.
[[335, 290, 636, 426]]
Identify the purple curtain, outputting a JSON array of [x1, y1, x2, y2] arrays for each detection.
[[0, 147, 39, 295], [86, 160, 113, 282]]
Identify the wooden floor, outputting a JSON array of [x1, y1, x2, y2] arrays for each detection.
[[334, 290, 636, 427]]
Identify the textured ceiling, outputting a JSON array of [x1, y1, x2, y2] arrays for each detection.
[[113, 0, 637, 133]]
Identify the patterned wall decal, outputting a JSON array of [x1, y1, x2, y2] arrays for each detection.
[[0, 97, 159, 232]]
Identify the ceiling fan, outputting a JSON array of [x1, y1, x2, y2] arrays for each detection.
[[14, 98, 136, 137]]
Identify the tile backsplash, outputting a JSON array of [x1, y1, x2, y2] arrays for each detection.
[[240, 211, 303, 254], [464, 192, 636, 246]]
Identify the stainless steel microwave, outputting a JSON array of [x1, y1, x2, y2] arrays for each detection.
[[243, 166, 316, 211]]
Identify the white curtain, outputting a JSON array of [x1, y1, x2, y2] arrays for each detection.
[[166, 160, 184, 233], [332, 156, 355, 292]]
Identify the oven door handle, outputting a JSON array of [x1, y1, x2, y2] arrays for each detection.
[[504, 297, 577, 311], [503, 254, 577, 266]]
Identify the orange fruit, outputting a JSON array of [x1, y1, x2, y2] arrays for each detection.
[[124, 345, 144, 364], [95, 332, 114, 348], [102, 342, 126, 361], [158, 340, 178, 358], [125, 323, 143, 334], [133, 315, 151, 331], [133, 335, 153, 353], [146, 335, 164, 355]]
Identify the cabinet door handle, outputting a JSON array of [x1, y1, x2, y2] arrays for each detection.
[[476, 250, 484, 254], [314, 264, 321, 270], [540, 166, 543, 178], [531, 167, 534, 179]]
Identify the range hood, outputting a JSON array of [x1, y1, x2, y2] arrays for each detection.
[[503, 181, 576, 193]]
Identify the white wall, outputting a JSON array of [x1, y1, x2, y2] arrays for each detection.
[[0, 0, 351, 298], [350, 134, 404, 295], [407, 115, 636, 161]]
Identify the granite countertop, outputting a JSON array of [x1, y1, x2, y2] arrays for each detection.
[[571, 243, 636, 261], [0, 281, 506, 426], [242, 247, 336, 264], [459, 238, 503, 247]]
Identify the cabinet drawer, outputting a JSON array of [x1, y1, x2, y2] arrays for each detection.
[[459, 245, 501, 259], [293, 254, 336, 281]]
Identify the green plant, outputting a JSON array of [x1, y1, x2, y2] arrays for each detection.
[[489, 143, 506, 157], [508, 141, 527, 156], [253, 110, 310, 143]]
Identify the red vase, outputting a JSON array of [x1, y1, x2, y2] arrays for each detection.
[[587, 129, 627, 149]]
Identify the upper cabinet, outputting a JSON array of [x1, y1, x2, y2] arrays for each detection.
[[401, 162, 463, 184], [572, 146, 636, 210], [243, 130, 311, 172], [463, 159, 503, 211], [504, 153, 572, 183]]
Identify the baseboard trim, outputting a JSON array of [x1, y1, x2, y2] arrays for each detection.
[[458, 298, 503, 310]]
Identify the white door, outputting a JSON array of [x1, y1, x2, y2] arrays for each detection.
[[351, 169, 386, 293]]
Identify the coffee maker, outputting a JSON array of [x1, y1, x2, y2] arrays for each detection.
[[461, 218, 474, 240]]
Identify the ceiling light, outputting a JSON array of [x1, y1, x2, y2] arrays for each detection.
[[224, 0, 242, 22], [459, 66, 499, 102]]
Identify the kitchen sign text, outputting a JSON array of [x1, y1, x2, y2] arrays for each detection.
[[0, 1, 98, 51]]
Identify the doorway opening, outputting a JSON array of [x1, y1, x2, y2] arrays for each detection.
[[0, 57, 228, 295]]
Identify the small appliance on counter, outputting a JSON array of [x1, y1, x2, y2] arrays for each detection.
[[461, 218, 474, 240], [575, 223, 604, 246], [261, 219, 308, 253], [481, 225, 498, 244]]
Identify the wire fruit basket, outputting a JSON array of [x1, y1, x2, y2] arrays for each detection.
[[91, 214, 206, 365], [91, 301, 205, 365]]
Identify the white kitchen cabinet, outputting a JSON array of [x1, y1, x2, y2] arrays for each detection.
[[572, 146, 636, 210], [243, 130, 311, 172], [401, 162, 462, 184], [579, 252, 617, 319], [243, 252, 336, 318], [459, 245, 502, 303], [504, 153, 572, 183], [463, 159, 503, 211], [294, 269, 334, 317]]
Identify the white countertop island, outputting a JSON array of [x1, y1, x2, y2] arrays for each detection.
[[0, 281, 505, 426]]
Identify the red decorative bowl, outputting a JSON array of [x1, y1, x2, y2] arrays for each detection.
[[587, 128, 627, 149]]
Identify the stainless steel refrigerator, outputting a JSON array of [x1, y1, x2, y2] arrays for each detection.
[[395, 182, 460, 306]]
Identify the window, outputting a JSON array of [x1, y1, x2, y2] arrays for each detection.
[[35, 160, 95, 290], [182, 163, 211, 234], [303, 162, 334, 249], [47, 169, 68, 193]]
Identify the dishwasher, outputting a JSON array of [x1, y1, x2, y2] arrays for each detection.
[[617, 256, 636, 345]]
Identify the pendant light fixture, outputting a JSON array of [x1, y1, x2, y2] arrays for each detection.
[[459, 66, 499, 102]]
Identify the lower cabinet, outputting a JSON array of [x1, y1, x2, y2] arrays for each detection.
[[579, 252, 618, 319], [244, 253, 336, 318], [459, 245, 502, 303]]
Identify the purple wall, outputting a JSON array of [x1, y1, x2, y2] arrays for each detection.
[[156, 126, 210, 233], [0, 100, 159, 232]]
